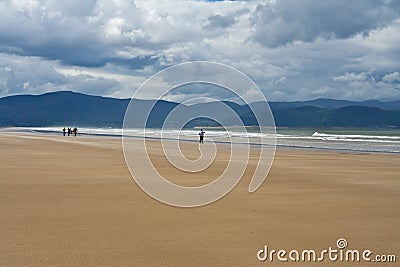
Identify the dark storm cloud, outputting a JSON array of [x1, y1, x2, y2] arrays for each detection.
[[250, 0, 400, 48], [0, 0, 150, 67]]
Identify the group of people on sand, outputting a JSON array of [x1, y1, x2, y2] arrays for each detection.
[[62, 127, 78, 137]]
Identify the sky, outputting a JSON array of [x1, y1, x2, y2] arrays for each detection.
[[0, 0, 400, 102]]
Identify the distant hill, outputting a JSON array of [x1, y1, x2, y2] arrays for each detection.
[[270, 106, 400, 127], [268, 98, 400, 110], [0, 91, 129, 127], [0, 91, 399, 128]]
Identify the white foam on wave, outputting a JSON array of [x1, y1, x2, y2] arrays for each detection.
[[312, 131, 400, 143]]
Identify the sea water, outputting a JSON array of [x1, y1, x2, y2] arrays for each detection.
[[7, 126, 400, 154]]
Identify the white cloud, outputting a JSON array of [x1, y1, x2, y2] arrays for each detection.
[[333, 71, 400, 99], [333, 72, 370, 83], [382, 72, 400, 83]]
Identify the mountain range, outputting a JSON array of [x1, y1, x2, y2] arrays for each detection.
[[0, 91, 399, 128]]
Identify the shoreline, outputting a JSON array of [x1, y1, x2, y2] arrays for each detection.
[[1, 127, 400, 155]]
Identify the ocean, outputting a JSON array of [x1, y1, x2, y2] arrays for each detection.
[[5, 127, 400, 154]]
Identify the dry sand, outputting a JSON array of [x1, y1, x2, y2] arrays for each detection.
[[0, 132, 399, 266]]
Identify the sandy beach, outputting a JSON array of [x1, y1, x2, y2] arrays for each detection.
[[0, 132, 399, 266]]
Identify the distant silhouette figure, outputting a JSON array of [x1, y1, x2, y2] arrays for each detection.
[[73, 127, 77, 137], [199, 129, 205, 144], [63, 127, 66, 136], [67, 128, 71, 136]]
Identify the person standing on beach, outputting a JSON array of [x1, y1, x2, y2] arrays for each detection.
[[73, 127, 77, 137], [63, 127, 66, 136], [67, 128, 71, 136], [199, 129, 205, 144]]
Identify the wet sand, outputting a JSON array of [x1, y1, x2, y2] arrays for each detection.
[[0, 132, 399, 266]]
